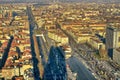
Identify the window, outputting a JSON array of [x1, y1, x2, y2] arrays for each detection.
[[119, 37, 120, 42]]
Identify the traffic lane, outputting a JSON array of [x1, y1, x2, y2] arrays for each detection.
[[67, 56, 96, 80], [36, 37, 46, 66], [39, 37, 48, 55], [39, 37, 47, 61], [29, 24, 40, 79]]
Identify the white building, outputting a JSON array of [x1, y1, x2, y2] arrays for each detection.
[[88, 37, 103, 50]]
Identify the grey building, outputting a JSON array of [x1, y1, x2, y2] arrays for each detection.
[[113, 48, 120, 64], [106, 25, 120, 60]]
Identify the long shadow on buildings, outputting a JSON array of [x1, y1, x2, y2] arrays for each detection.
[[0, 36, 14, 69], [29, 24, 41, 80]]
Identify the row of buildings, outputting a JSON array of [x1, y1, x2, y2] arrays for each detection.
[[0, 4, 34, 80], [31, 3, 120, 65]]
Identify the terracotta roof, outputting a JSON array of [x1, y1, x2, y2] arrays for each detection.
[[8, 50, 18, 57], [1, 41, 8, 48]]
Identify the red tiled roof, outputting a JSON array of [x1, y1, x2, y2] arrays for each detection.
[[1, 41, 8, 48], [8, 50, 18, 57]]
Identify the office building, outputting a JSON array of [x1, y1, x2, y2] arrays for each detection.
[[106, 25, 120, 59]]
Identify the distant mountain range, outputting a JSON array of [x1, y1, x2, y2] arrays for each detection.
[[0, 0, 120, 3]]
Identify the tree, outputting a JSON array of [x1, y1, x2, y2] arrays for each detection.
[[12, 11, 18, 17]]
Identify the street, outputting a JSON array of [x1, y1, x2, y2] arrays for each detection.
[[27, 6, 41, 79], [67, 56, 96, 80], [36, 36, 46, 66]]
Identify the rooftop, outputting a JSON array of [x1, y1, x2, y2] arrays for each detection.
[[107, 24, 120, 31]]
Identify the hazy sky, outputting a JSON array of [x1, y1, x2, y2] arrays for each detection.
[[0, 0, 120, 3]]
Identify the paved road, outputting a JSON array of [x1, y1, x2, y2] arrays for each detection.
[[67, 56, 96, 80], [27, 6, 41, 79], [39, 36, 48, 56], [36, 36, 46, 66]]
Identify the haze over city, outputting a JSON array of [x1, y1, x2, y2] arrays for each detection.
[[0, 0, 120, 3]]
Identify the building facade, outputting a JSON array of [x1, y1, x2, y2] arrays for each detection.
[[106, 25, 120, 60]]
